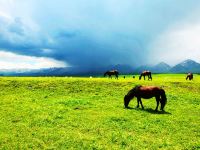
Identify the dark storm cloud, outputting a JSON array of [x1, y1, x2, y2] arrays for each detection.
[[1, 0, 200, 68], [56, 30, 79, 39], [8, 18, 25, 36], [50, 32, 133, 66]]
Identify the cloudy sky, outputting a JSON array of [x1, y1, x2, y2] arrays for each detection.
[[0, 0, 200, 69]]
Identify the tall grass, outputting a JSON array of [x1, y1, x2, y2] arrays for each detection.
[[0, 74, 199, 149]]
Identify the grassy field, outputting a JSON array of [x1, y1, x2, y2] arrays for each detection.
[[0, 74, 199, 149]]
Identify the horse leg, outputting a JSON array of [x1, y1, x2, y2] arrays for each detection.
[[138, 97, 144, 109], [155, 96, 160, 111], [144, 75, 145, 80], [150, 75, 152, 80], [149, 74, 152, 80], [136, 97, 140, 108]]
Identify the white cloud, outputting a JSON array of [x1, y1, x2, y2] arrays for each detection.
[[149, 22, 200, 65], [0, 11, 12, 21], [0, 51, 67, 69]]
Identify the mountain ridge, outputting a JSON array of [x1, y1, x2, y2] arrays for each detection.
[[0, 59, 200, 76], [170, 59, 200, 73]]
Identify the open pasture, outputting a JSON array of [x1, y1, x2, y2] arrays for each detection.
[[0, 74, 199, 149]]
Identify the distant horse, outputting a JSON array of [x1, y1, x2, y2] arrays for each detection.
[[124, 85, 167, 111], [104, 70, 119, 79], [186, 73, 193, 80], [139, 71, 152, 80]]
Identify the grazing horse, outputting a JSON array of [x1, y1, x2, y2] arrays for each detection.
[[139, 71, 152, 80], [124, 85, 167, 111], [186, 73, 193, 80], [104, 70, 119, 79]]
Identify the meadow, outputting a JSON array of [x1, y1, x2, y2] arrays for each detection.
[[0, 74, 199, 149]]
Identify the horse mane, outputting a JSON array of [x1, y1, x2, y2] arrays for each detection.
[[134, 85, 142, 90], [127, 85, 142, 96]]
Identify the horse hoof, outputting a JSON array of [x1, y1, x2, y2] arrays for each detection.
[[124, 106, 129, 109]]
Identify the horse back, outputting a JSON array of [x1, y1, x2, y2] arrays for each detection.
[[136, 86, 161, 99]]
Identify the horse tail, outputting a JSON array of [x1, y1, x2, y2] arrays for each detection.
[[147, 72, 152, 80], [160, 89, 167, 110]]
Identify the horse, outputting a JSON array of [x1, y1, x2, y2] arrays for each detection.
[[186, 72, 193, 80], [124, 85, 167, 111], [139, 71, 152, 80], [104, 70, 119, 79]]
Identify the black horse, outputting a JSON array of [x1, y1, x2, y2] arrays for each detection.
[[124, 85, 167, 111], [186, 73, 193, 80], [139, 71, 152, 80], [104, 70, 119, 79]]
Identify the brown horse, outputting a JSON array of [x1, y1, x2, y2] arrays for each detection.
[[186, 72, 193, 80], [104, 70, 119, 79], [124, 85, 167, 111], [139, 71, 152, 80]]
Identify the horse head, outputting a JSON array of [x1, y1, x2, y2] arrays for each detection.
[[124, 95, 132, 108], [124, 88, 136, 108]]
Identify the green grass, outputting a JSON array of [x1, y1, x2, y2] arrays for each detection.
[[0, 74, 199, 149]]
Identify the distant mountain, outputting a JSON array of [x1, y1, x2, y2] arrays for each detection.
[[110, 64, 135, 74], [134, 65, 153, 73], [170, 59, 200, 73], [128, 60, 200, 74], [134, 62, 171, 73], [1, 59, 200, 76], [151, 62, 171, 73], [15, 67, 107, 76]]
